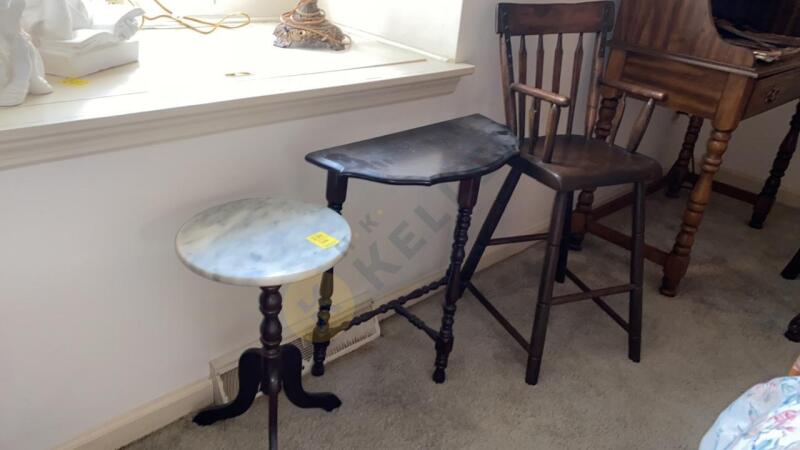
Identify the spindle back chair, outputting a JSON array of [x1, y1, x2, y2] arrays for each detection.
[[498, 1, 664, 161], [460, 2, 667, 386]]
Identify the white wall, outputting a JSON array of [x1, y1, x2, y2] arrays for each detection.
[[0, 1, 675, 449], [319, 0, 464, 60]]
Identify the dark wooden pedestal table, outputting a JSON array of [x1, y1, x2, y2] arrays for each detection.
[[175, 198, 352, 449], [304, 115, 518, 383]]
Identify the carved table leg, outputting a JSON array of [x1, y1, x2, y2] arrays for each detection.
[[571, 94, 620, 250], [661, 129, 732, 296], [666, 115, 704, 198], [193, 348, 263, 426], [433, 177, 480, 384], [195, 287, 341, 449], [281, 345, 341, 411], [750, 102, 800, 229], [312, 172, 349, 376], [260, 287, 284, 450]]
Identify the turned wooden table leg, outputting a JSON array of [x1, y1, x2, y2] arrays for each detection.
[[666, 115, 704, 198], [750, 101, 800, 229], [661, 129, 732, 296]]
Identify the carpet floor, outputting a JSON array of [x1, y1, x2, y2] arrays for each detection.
[[126, 191, 800, 450]]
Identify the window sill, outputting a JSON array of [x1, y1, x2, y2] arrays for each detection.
[[0, 23, 473, 170]]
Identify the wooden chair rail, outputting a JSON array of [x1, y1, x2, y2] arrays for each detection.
[[600, 78, 667, 101], [510, 83, 570, 106]]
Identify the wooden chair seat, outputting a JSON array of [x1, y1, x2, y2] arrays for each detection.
[[510, 135, 662, 191], [305, 114, 518, 186]]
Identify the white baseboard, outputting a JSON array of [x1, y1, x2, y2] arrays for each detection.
[[54, 222, 547, 450], [55, 379, 213, 450]]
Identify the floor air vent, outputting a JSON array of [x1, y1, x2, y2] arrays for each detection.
[[209, 302, 380, 404]]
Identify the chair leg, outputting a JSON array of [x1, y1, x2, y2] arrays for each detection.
[[569, 188, 595, 251], [629, 183, 645, 363], [556, 192, 574, 283], [460, 168, 522, 289], [433, 177, 480, 384], [312, 172, 348, 377], [525, 192, 570, 386]]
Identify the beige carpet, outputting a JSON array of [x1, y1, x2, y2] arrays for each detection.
[[126, 191, 800, 450]]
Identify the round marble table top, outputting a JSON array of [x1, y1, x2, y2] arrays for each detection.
[[176, 198, 351, 287]]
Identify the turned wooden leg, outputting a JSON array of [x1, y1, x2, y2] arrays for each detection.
[[629, 183, 645, 362], [433, 177, 479, 384], [260, 287, 284, 450], [312, 269, 334, 377], [526, 192, 570, 385], [571, 94, 620, 250], [661, 129, 732, 296], [312, 172, 349, 376], [750, 102, 800, 229], [556, 192, 574, 283], [666, 116, 704, 198]]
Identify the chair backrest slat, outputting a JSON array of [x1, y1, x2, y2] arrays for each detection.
[[566, 33, 584, 135], [608, 93, 627, 144], [499, 29, 517, 134], [531, 34, 545, 142], [497, 1, 615, 146], [585, 30, 606, 138], [518, 36, 528, 140], [552, 33, 564, 94]]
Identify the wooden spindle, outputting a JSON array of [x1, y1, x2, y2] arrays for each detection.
[[542, 104, 562, 163], [518, 36, 528, 140], [566, 33, 584, 135], [552, 33, 564, 94], [609, 93, 627, 144], [532, 34, 545, 141], [627, 99, 656, 152], [585, 31, 606, 138], [500, 32, 517, 134]]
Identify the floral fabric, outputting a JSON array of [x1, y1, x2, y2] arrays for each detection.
[[700, 377, 800, 450]]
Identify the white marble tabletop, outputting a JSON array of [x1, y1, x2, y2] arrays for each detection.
[[176, 198, 351, 287]]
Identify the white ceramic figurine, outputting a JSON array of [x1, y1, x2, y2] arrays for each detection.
[[23, 0, 144, 78], [0, 0, 53, 107]]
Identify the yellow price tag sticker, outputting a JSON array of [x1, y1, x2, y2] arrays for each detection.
[[306, 232, 340, 250], [60, 78, 90, 87]]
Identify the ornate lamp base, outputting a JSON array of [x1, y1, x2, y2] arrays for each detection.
[[273, 0, 349, 51]]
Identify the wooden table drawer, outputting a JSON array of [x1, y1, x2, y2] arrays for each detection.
[[745, 68, 800, 118]]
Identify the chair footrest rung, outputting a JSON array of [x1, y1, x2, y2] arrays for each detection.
[[466, 283, 530, 351], [564, 270, 630, 332], [551, 284, 635, 305], [488, 233, 549, 246]]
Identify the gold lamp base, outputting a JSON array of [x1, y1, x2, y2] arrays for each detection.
[[273, 0, 349, 51]]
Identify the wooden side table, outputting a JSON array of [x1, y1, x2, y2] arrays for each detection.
[[176, 198, 352, 449]]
